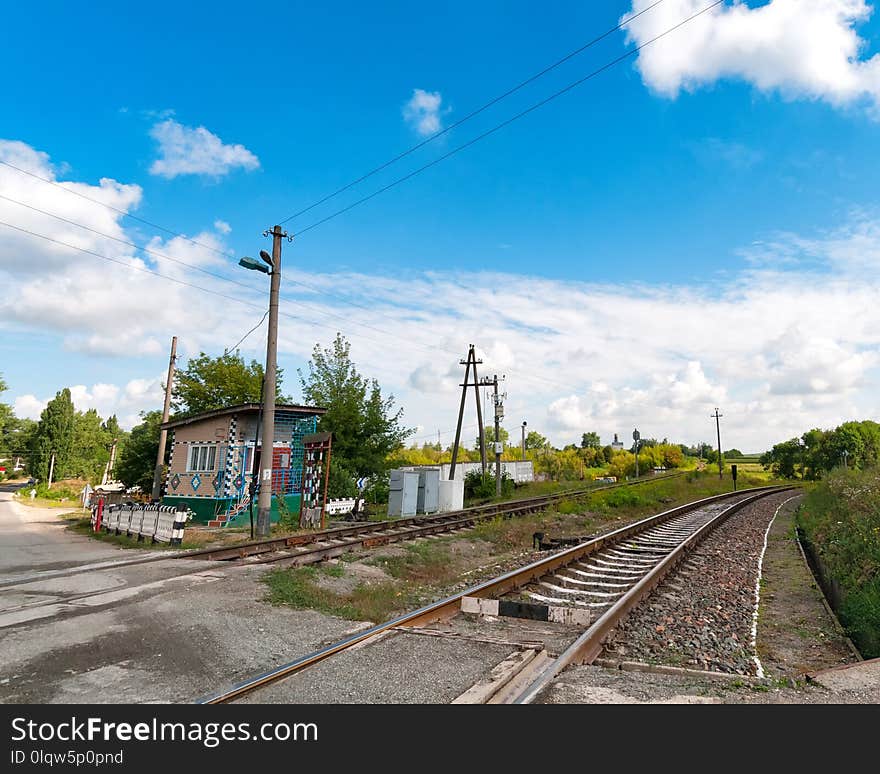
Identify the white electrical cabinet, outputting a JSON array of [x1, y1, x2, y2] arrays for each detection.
[[417, 468, 440, 514]]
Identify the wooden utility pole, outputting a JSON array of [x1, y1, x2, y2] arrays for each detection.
[[152, 336, 177, 501], [712, 408, 723, 479], [449, 345, 487, 481]]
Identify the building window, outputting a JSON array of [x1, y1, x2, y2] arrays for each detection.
[[187, 444, 217, 473]]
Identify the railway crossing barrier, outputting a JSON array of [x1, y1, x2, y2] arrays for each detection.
[[90, 502, 192, 545]]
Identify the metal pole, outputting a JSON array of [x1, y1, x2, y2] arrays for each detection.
[[256, 226, 284, 537], [493, 375, 501, 497], [521, 421, 527, 461], [152, 336, 177, 501], [712, 408, 723, 479]]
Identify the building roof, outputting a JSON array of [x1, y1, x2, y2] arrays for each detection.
[[161, 403, 326, 430]]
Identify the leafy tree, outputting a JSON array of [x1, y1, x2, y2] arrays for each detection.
[[172, 351, 286, 416], [520, 430, 545, 450], [760, 439, 801, 479], [299, 334, 411, 494], [116, 411, 164, 493], [580, 431, 601, 449], [69, 409, 111, 482], [476, 425, 509, 450], [0, 374, 11, 443], [29, 388, 75, 481]]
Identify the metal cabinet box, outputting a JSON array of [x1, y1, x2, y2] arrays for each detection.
[[388, 469, 420, 517], [417, 468, 440, 514]]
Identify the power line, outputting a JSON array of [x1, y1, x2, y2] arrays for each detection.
[[0, 192, 265, 296], [277, 0, 667, 225], [294, 0, 724, 237], [0, 158, 235, 260], [224, 310, 269, 355]]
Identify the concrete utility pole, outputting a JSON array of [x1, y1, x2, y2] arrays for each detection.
[[102, 438, 118, 486], [492, 375, 502, 496], [256, 226, 285, 538], [842, 449, 848, 469], [449, 345, 487, 481], [521, 420, 527, 462], [152, 336, 177, 501], [48, 453, 55, 488], [633, 429, 640, 479], [712, 408, 723, 479]]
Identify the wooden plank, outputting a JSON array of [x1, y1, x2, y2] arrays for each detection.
[[451, 648, 540, 704]]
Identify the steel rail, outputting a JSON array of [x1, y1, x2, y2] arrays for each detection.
[[510, 486, 796, 704], [196, 483, 786, 704], [181, 472, 685, 562]]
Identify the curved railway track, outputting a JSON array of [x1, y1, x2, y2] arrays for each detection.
[[180, 472, 685, 567], [198, 483, 793, 704]]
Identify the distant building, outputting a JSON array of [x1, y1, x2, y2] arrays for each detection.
[[611, 433, 624, 453], [160, 403, 326, 525]]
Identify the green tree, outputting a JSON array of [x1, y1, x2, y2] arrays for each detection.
[[0, 374, 11, 443], [580, 431, 601, 449], [760, 439, 801, 479], [29, 388, 75, 481], [476, 425, 509, 450], [299, 334, 411, 495], [172, 351, 286, 416], [525, 430, 548, 450], [116, 411, 164, 493], [68, 409, 111, 482]]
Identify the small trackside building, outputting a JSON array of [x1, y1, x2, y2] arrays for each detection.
[[160, 403, 326, 526]]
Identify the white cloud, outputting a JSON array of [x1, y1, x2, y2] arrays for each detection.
[[403, 89, 445, 136], [149, 119, 260, 179], [12, 378, 166, 429], [5, 138, 880, 453], [13, 394, 47, 420], [214, 219, 231, 234], [623, 0, 880, 114]]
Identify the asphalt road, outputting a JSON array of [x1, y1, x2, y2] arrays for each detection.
[[0, 486, 132, 578]]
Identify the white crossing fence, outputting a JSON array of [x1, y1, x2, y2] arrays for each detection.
[[324, 497, 357, 516], [91, 503, 192, 545]]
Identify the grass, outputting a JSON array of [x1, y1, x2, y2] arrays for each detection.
[[258, 470, 793, 622], [797, 467, 880, 659], [67, 515, 205, 551], [262, 564, 415, 622]]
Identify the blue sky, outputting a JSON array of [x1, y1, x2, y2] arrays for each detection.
[[2, 1, 880, 452]]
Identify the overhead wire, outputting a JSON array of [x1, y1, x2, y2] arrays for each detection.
[[292, 0, 724, 237], [277, 0, 667, 225]]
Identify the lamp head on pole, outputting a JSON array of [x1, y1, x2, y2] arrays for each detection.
[[239, 256, 270, 274], [259, 249, 274, 268]]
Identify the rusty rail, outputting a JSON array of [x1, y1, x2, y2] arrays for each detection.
[[197, 483, 787, 704], [510, 486, 797, 703], [180, 472, 685, 563]]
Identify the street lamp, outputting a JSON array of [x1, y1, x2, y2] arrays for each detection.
[[239, 227, 286, 537], [521, 421, 527, 461]]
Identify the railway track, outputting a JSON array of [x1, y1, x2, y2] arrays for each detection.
[[198, 483, 793, 704], [180, 472, 685, 567]]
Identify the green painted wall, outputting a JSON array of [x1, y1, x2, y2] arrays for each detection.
[[162, 494, 302, 525]]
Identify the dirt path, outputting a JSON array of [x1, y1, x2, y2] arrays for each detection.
[[756, 495, 858, 677]]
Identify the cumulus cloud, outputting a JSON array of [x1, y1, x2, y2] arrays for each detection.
[[403, 89, 445, 136], [149, 119, 260, 179], [623, 0, 880, 113], [5, 138, 880, 451]]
